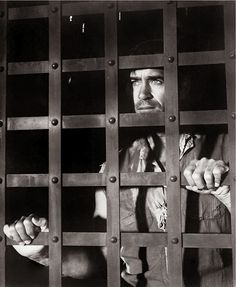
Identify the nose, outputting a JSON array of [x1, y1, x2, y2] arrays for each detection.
[[138, 81, 153, 100]]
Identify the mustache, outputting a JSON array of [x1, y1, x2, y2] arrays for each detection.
[[135, 99, 163, 111]]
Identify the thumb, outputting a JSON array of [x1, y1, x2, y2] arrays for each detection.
[[32, 216, 48, 232]]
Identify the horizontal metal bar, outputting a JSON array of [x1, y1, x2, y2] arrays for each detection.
[[121, 233, 167, 247], [118, 1, 164, 12], [6, 111, 227, 131], [183, 233, 232, 248], [119, 54, 164, 69], [63, 115, 105, 129], [63, 58, 104, 73], [7, 117, 48, 130], [180, 110, 228, 125], [179, 51, 225, 66], [177, 1, 223, 8], [63, 232, 106, 246], [7, 174, 48, 187], [8, 50, 225, 75], [63, 173, 106, 187], [8, 61, 48, 75], [6, 173, 229, 188], [120, 112, 164, 127], [121, 172, 165, 186], [62, 2, 105, 16], [6, 232, 232, 248], [8, 5, 48, 20]]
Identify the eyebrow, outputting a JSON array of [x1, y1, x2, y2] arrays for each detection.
[[130, 75, 164, 80]]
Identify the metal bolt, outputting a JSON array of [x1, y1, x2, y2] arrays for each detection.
[[0, 121, 3, 127], [52, 63, 58, 70], [0, 178, 3, 184], [0, 66, 4, 72], [52, 236, 59, 243], [110, 236, 117, 243], [168, 115, 176, 122], [170, 175, 177, 182], [0, 11, 4, 18], [51, 118, 58, 126], [168, 56, 174, 63], [109, 176, 117, 183], [108, 117, 116, 124], [51, 7, 58, 13], [108, 59, 115, 66], [171, 237, 179, 244], [52, 177, 59, 184], [107, 2, 114, 8], [229, 53, 235, 59], [232, 112, 235, 119]]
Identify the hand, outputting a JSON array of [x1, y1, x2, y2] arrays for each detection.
[[3, 214, 48, 258], [183, 157, 229, 193]]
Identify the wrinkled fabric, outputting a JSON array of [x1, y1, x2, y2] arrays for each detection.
[[101, 133, 232, 287]]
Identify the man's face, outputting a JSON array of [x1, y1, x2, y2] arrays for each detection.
[[130, 68, 165, 113]]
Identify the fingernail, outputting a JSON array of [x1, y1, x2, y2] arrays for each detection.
[[192, 186, 198, 191], [215, 183, 220, 187], [24, 240, 31, 245]]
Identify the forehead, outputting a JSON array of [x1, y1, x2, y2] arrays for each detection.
[[130, 68, 164, 78]]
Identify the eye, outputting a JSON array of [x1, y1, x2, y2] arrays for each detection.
[[131, 79, 141, 86], [151, 78, 164, 85]]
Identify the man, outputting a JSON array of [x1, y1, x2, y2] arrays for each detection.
[[3, 67, 231, 286]]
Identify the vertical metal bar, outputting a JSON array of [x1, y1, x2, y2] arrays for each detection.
[[163, 2, 183, 287], [49, 2, 62, 287], [224, 2, 235, 286], [104, 2, 120, 287], [0, 2, 7, 287]]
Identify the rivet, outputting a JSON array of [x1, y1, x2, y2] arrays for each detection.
[[51, 118, 58, 126], [52, 236, 59, 243], [107, 2, 114, 8], [0, 178, 3, 184], [232, 112, 235, 119], [0, 236, 2, 242], [168, 115, 176, 122], [51, 7, 58, 13], [52, 63, 58, 70], [52, 177, 59, 184], [0, 11, 4, 18], [229, 53, 235, 59], [170, 175, 177, 182], [171, 237, 179, 244], [0, 66, 4, 72], [108, 117, 116, 124], [109, 176, 117, 183], [110, 236, 117, 243], [108, 59, 115, 66], [0, 121, 3, 127], [168, 56, 174, 63]]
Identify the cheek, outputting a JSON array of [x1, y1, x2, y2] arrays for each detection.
[[153, 87, 165, 104]]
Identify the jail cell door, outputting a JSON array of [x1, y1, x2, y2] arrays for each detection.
[[0, 1, 235, 287]]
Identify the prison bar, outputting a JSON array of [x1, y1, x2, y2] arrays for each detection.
[[164, 2, 183, 286], [0, 2, 6, 287], [6, 110, 228, 130], [224, 2, 236, 286], [48, 2, 62, 287], [104, 2, 121, 287]]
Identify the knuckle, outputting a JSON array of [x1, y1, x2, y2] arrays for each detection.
[[192, 171, 200, 181], [15, 221, 23, 230], [23, 218, 31, 225], [183, 168, 191, 177]]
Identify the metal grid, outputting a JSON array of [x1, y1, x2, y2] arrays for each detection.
[[0, 1, 235, 287]]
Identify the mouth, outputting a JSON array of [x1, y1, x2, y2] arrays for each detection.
[[137, 105, 155, 111]]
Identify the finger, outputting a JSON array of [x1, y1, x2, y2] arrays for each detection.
[[6, 222, 25, 245], [23, 215, 38, 240], [15, 217, 32, 244], [213, 161, 229, 187], [32, 216, 48, 232], [183, 160, 198, 186], [203, 159, 215, 189]]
